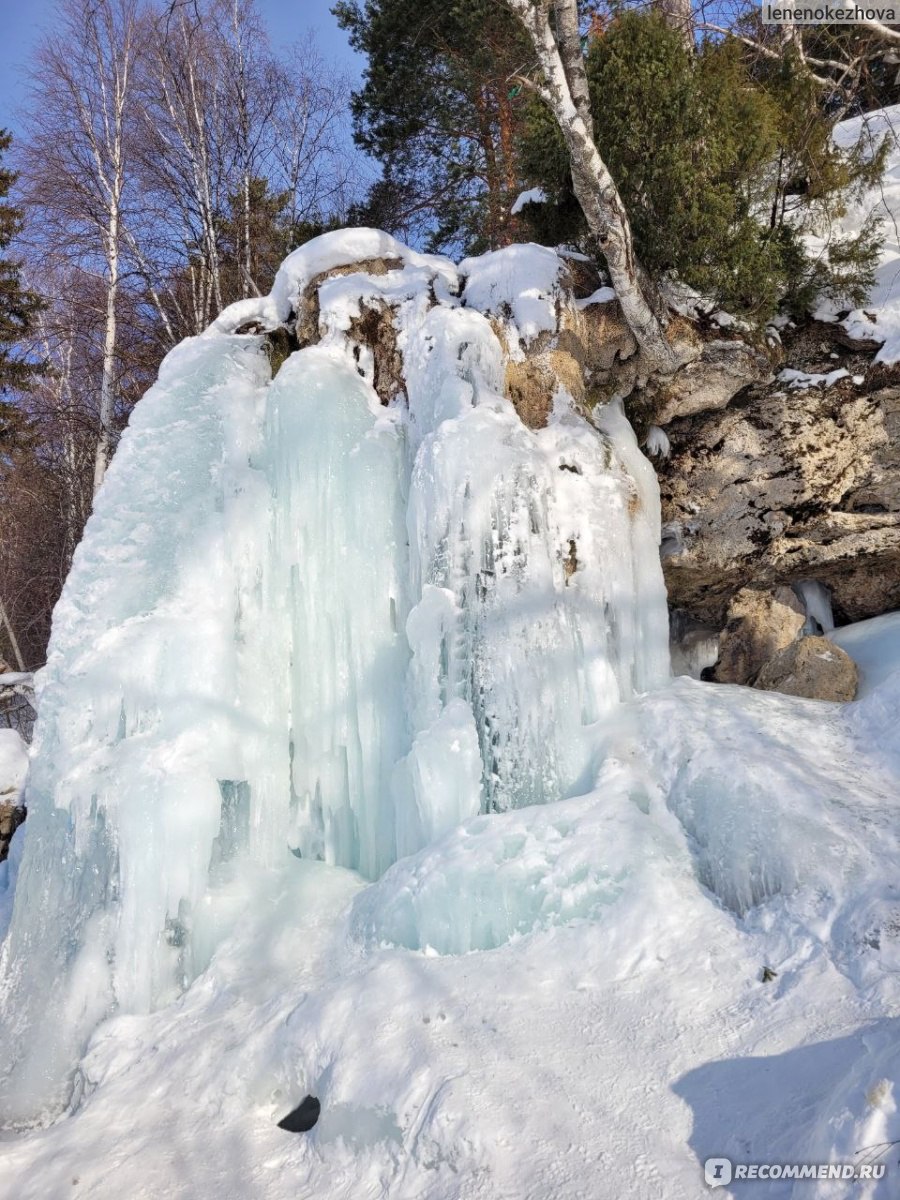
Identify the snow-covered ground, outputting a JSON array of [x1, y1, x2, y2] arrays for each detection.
[[816, 105, 900, 362], [3, 665, 900, 1199], [3, 178, 900, 1197]]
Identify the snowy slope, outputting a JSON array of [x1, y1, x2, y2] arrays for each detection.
[[816, 105, 900, 362], [3, 678, 900, 1199], [2, 226, 900, 1200]]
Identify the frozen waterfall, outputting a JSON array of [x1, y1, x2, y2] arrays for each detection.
[[0, 231, 670, 1126]]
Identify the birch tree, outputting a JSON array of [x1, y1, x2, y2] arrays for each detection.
[[23, 0, 141, 494], [503, 0, 691, 377]]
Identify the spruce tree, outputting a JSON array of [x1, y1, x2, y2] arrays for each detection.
[[0, 130, 42, 395]]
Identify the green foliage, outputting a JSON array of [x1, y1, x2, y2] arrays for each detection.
[[517, 13, 886, 322], [334, 0, 530, 252], [217, 178, 333, 303], [0, 130, 43, 394]]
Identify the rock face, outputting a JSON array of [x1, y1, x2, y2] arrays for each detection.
[[0, 801, 25, 863], [712, 586, 806, 685], [755, 635, 859, 702], [642, 337, 775, 426], [657, 379, 900, 626]]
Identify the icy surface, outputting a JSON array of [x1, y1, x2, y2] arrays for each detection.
[[645, 424, 671, 458], [0, 234, 669, 1127], [797, 579, 836, 635], [3, 221, 900, 1196]]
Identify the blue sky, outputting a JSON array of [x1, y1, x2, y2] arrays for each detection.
[[0, 0, 364, 138]]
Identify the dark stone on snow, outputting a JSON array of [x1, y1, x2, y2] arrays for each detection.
[[277, 1094, 321, 1132]]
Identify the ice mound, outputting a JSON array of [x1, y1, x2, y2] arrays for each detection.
[[355, 674, 900, 970], [351, 758, 681, 955], [0, 230, 670, 1125]]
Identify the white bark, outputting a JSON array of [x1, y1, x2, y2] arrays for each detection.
[[654, 0, 694, 52], [0, 596, 27, 672], [505, 0, 684, 376]]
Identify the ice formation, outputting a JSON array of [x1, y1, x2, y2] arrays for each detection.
[[796, 579, 836, 635], [4, 115, 900, 1200], [0, 231, 670, 1125]]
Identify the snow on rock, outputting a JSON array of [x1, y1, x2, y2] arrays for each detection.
[[207, 228, 459, 335], [575, 284, 617, 310], [459, 242, 563, 343], [813, 105, 900, 365], [777, 366, 850, 390], [0, 729, 27, 800]]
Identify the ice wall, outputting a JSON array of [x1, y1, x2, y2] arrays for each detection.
[[0, 231, 669, 1126]]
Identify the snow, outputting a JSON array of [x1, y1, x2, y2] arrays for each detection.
[[777, 367, 850, 390], [0, 673, 33, 689], [5, 671, 900, 1197], [4, 226, 900, 1197], [207, 228, 459, 335], [575, 284, 617, 309], [832, 609, 900, 696], [813, 106, 900, 364], [458, 242, 563, 342], [0, 729, 27, 797], [510, 186, 547, 215]]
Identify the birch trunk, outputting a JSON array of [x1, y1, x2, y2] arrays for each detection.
[[506, 0, 689, 378]]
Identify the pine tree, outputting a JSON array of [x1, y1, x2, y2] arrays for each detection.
[[0, 130, 42, 396], [334, 0, 531, 253]]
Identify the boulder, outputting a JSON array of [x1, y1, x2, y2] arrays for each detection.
[[755, 635, 859, 702], [712, 586, 805, 685], [0, 802, 25, 863]]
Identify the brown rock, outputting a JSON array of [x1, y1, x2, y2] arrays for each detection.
[[755, 635, 859, 702], [346, 301, 404, 406], [658, 383, 900, 625], [0, 801, 25, 863], [295, 256, 406, 347], [712, 586, 805, 685], [639, 337, 775, 426]]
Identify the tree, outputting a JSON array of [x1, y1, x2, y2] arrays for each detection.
[[136, 1, 357, 338], [517, 13, 886, 321], [503, 0, 687, 377], [23, 0, 141, 495], [334, 0, 532, 253], [0, 131, 43, 396], [8, 0, 359, 667]]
